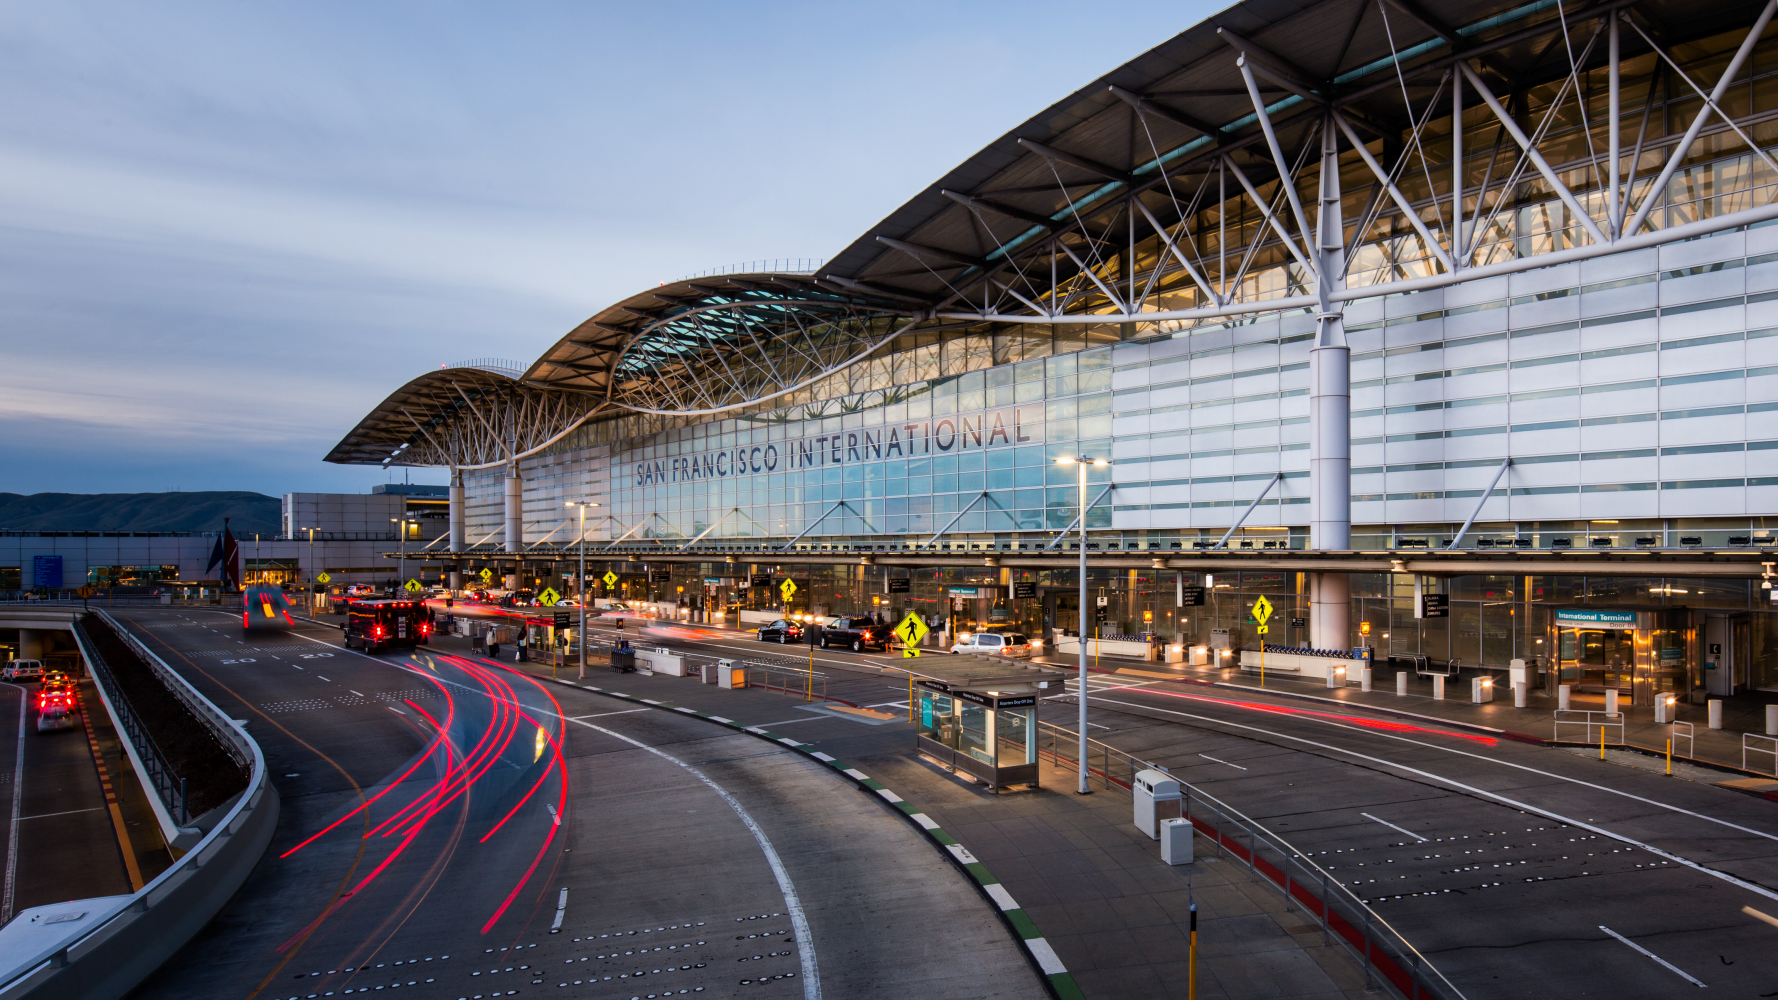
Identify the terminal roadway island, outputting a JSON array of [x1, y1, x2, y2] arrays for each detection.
[[14, 0, 1778, 997]]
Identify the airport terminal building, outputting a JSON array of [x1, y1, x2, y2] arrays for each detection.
[[331, 0, 1778, 701]]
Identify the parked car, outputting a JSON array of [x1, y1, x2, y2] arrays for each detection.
[[817, 616, 893, 652], [951, 632, 1032, 658], [2, 660, 43, 682], [756, 619, 804, 644]]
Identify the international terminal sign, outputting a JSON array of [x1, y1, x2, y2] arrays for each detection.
[[1554, 608, 1638, 630], [634, 404, 1041, 485]]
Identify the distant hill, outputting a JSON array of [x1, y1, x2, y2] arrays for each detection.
[[0, 492, 281, 533]]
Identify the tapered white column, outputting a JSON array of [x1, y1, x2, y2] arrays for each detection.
[[1309, 115, 1351, 652], [503, 464, 523, 554], [449, 467, 465, 553]]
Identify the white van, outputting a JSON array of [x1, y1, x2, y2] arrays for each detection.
[[3, 660, 44, 682]]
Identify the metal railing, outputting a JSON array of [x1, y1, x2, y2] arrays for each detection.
[[1031, 719, 1462, 999], [1669, 721, 1695, 760], [1553, 709, 1625, 745], [681, 258, 826, 280], [1743, 733, 1778, 776], [72, 616, 191, 823]]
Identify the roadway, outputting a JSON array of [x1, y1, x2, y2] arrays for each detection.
[[105, 606, 1042, 1000], [443, 606, 1778, 999]]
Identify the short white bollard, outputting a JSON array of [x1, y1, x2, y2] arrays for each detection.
[[1709, 699, 1724, 730], [1767, 704, 1778, 737], [1472, 677, 1494, 704], [1605, 689, 1619, 717], [1360, 667, 1372, 693], [1559, 684, 1572, 710], [1514, 681, 1527, 709], [1433, 675, 1445, 700], [1396, 671, 1408, 696], [1327, 665, 1345, 689], [1655, 694, 1675, 725]]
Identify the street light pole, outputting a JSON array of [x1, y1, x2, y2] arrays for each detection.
[[1058, 455, 1107, 795], [567, 501, 599, 679], [305, 527, 316, 608]]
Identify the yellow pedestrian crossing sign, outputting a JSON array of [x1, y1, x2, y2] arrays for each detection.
[[602, 570, 618, 588], [1250, 595, 1274, 625], [404, 578, 422, 593], [779, 579, 797, 601], [479, 568, 493, 583], [538, 587, 560, 606], [315, 572, 331, 584], [894, 612, 929, 657]]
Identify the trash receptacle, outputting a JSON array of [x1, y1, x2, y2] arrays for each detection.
[[701, 660, 720, 685], [1159, 818, 1194, 865], [610, 648, 636, 672], [717, 659, 745, 689], [1133, 768, 1182, 839]]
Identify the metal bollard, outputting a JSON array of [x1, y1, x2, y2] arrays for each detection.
[[1360, 667, 1372, 693], [1768, 704, 1778, 737], [1396, 671, 1408, 696], [1327, 665, 1344, 689], [1433, 675, 1445, 700], [1605, 688, 1619, 717], [1472, 676, 1493, 704], [1514, 681, 1527, 709], [1709, 699, 1724, 730], [1559, 684, 1572, 710]]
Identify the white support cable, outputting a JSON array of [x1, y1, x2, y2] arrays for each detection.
[[1238, 55, 1319, 266], [1458, 62, 1609, 247], [1448, 460, 1512, 549], [680, 508, 742, 552], [1044, 485, 1115, 551], [780, 502, 848, 552], [1222, 155, 1318, 275], [1332, 112, 1456, 273], [920, 492, 989, 551]]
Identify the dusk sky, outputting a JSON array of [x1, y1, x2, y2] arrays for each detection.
[[0, 1, 1203, 498]]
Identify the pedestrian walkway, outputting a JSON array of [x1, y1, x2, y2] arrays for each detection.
[[1034, 652, 1778, 778]]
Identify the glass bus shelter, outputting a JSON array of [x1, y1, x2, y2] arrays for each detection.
[[914, 662, 1068, 791]]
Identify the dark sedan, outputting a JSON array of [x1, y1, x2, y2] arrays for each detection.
[[817, 616, 893, 652], [757, 618, 805, 643]]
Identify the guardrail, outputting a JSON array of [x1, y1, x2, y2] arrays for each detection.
[[76, 623, 192, 826], [1670, 721, 1695, 760], [1033, 720, 1463, 1000], [1743, 733, 1778, 776], [1552, 709, 1625, 745], [0, 611, 278, 1000]]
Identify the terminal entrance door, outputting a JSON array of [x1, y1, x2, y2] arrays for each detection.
[[1045, 591, 1079, 645]]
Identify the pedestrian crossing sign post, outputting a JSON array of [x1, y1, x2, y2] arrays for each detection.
[[538, 587, 560, 607], [480, 568, 493, 584], [316, 572, 331, 584], [404, 579, 422, 593], [602, 570, 618, 590], [779, 578, 797, 602], [1250, 595, 1274, 686], [894, 612, 929, 657]]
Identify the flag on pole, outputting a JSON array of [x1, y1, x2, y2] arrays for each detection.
[[205, 530, 225, 579], [221, 518, 241, 589]]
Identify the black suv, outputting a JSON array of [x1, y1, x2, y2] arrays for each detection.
[[816, 616, 893, 652]]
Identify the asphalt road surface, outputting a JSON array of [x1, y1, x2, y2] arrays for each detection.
[[111, 607, 1041, 1000], [445, 608, 1778, 999]]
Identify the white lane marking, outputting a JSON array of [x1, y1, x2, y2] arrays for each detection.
[[746, 718, 822, 727], [1088, 693, 1778, 905], [316, 676, 331, 682], [1599, 925, 1707, 987], [551, 887, 568, 931], [570, 709, 651, 720], [387, 707, 406, 716], [1198, 753, 1247, 770], [1098, 689, 1778, 844], [350, 690, 365, 697], [2, 682, 23, 923], [546, 803, 561, 827], [1744, 905, 1778, 929], [17, 807, 105, 821], [1361, 812, 1428, 843], [565, 715, 822, 1000]]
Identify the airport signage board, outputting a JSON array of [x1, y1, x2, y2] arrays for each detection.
[[1554, 608, 1638, 629]]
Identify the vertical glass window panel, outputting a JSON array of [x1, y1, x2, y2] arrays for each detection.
[[957, 452, 985, 473], [990, 384, 1016, 407], [960, 702, 991, 764], [957, 471, 986, 492], [1015, 465, 1044, 488], [999, 706, 1036, 765], [933, 474, 958, 493], [934, 394, 958, 415], [1048, 376, 1078, 398], [960, 390, 985, 410], [987, 468, 1015, 490], [986, 449, 1016, 471], [933, 456, 958, 475], [1047, 354, 1077, 378], [1482, 602, 1516, 666]]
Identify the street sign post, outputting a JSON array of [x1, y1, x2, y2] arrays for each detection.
[[538, 586, 561, 606], [602, 570, 619, 590], [404, 579, 422, 594], [1012, 581, 1036, 599], [479, 568, 493, 584], [316, 572, 331, 585], [888, 577, 911, 594], [894, 612, 929, 657], [1251, 596, 1274, 685], [1178, 586, 1206, 607], [779, 579, 798, 602], [1418, 593, 1448, 618]]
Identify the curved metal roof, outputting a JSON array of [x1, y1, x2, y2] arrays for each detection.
[[324, 364, 596, 469]]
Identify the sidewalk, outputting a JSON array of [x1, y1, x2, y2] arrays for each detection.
[[478, 641, 1377, 1000], [1032, 651, 1778, 777]]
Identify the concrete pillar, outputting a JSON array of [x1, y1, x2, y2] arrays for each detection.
[[1396, 671, 1408, 696], [504, 466, 523, 553], [1708, 699, 1724, 730], [449, 467, 466, 554], [17, 630, 44, 660], [448, 570, 462, 592], [1767, 704, 1777, 736], [1309, 118, 1351, 658]]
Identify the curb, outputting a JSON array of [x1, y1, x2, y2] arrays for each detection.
[[538, 674, 1086, 1000]]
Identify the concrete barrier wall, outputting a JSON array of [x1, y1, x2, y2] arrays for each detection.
[[0, 610, 278, 1000]]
